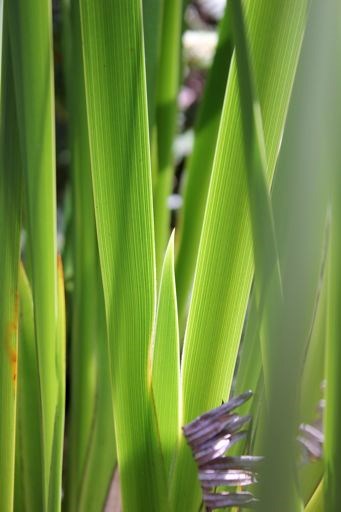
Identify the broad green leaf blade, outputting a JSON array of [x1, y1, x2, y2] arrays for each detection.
[[171, 2, 310, 510], [63, 1, 102, 508], [0, 22, 22, 512], [79, 1, 168, 509], [8, 0, 58, 507], [175, 3, 234, 322], [14, 265, 43, 512], [64, 5, 117, 498], [153, 0, 182, 276], [152, 232, 180, 477]]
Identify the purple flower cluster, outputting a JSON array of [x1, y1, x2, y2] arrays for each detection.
[[183, 391, 262, 510]]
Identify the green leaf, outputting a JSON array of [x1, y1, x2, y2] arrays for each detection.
[[48, 258, 66, 510], [0, 19, 22, 512], [8, 0, 59, 507], [77, 299, 116, 512], [230, 0, 280, 309], [142, 0, 165, 131], [63, 8, 117, 503], [170, 1, 310, 510], [175, 3, 234, 322], [305, 479, 324, 512], [15, 265, 43, 512], [299, 244, 327, 505], [324, 1, 341, 508], [153, 0, 182, 276], [79, 1, 168, 509], [62, 1, 112, 509], [152, 232, 180, 477], [251, 0, 331, 506], [231, 2, 330, 509], [233, 294, 261, 409]]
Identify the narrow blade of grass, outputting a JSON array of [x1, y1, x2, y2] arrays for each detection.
[[77, 290, 116, 512], [79, 1, 168, 509], [153, 0, 182, 276], [48, 257, 66, 510], [175, 2, 234, 322], [0, 19, 22, 511], [152, 232, 180, 477], [14, 265, 43, 512]]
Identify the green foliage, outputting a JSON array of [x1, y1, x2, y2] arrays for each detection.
[[0, 19, 22, 512], [152, 233, 180, 477], [78, 1, 167, 509], [8, 0, 60, 506], [0, 0, 340, 510]]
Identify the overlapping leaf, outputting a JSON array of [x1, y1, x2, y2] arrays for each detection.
[[79, 1, 168, 509], [171, 2, 310, 510], [8, 0, 59, 506], [0, 19, 22, 511], [152, 233, 180, 477]]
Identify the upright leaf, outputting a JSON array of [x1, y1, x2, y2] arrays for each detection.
[[79, 1, 167, 509], [152, 233, 180, 477], [8, 0, 58, 507], [153, 0, 182, 276], [324, 0, 341, 508], [251, 0, 330, 507], [15, 265, 43, 512], [48, 257, 66, 510], [62, 1, 116, 509], [171, 2, 310, 510], [175, 3, 234, 322], [0, 20, 22, 512], [231, 1, 314, 509], [63, 8, 117, 504], [142, 0, 164, 131], [77, 295, 116, 512]]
